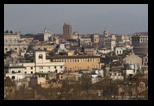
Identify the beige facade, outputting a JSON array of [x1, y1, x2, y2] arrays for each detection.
[[34, 44, 56, 51], [123, 53, 142, 65], [4, 33, 29, 54], [50, 56, 102, 71], [80, 37, 92, 46], [4, 44, 28, 54], [92, 34, 99, 44], [84, 47, 94, 55]]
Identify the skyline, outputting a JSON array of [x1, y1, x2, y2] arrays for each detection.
[[4, 4, 148, 35]]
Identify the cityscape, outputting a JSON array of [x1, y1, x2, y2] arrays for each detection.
[[4, 4, 148, 100]]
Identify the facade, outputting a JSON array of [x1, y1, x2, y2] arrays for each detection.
[[83, 46, 94, 55], [4, 33, 29, 55], [35, 28, 53, 42], [97, 48, 111, 54], [80, 37, 92, 47], [142, 54, 148, 66], [131, 34, 148, 46], [110, 71, 124, 80], [133, 41, 148, 56], [34, 43, 56, 51], [92, 34, 99, 44], [50, 55, 102, 71], [4, 33, 20, 44], [72, 32, 79, 40], [114, 46, 125, 56], [123, 52, 142, 65], [5, 51, 65, 80]]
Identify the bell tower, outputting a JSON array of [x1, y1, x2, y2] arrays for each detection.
[[35, 51, 46, 63]]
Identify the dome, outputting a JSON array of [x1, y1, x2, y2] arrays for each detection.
[[133, 41, 148, 56]]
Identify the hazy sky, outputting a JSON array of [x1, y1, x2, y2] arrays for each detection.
[[4, 4, 148, 35]]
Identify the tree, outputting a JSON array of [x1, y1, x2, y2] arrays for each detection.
[[10, 31, 13, 33]]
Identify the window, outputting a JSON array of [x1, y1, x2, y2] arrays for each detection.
[[12, 71, 14, 74], [31, 71, 33, 74], [12, 76, 15, 80], [24, 48, 26, 50], [54, 66, 57, 69], [39, 66, 43, 69], [55, 70, 57, 73], [48, 71, 50, 72], [31, 67, 33, 70], [60, 66, 62, 69], [5, 48, 8, 50], [39, 54, 43, 59], [18, 70, 21, 73], [15, 48, 17, 50], [25, 72, 27, 74]]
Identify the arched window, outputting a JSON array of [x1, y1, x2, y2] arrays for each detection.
[[39, 54, 43, 59]]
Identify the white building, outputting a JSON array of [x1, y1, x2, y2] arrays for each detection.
[[97, 48, 111, 54], [110, 71, 124, 80], [114, 46, 126, 56], [5, 51, 65, 80]]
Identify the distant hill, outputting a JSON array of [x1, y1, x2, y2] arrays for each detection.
[[21, 33, 36, 38]]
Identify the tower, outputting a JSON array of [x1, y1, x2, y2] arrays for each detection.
[[63, 23, 72, 40], [35, 51, 46, 63], [103, 28, 108, 37]]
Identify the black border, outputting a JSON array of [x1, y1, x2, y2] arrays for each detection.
[[3, 2, 150, 106]]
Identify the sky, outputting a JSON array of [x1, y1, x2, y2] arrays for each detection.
[[4, 4, 148, 35]]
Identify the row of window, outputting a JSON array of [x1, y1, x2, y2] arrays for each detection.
[[53, 58, 99, 62], [5, 48, 26, 50], [25, 66, 63, 70], [69, 65, 98, 70], [11, 70, 62, 74]]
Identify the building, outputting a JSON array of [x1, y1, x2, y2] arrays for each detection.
[[103, 28, 108, 37], [123, 51, 142, 74], [114, 46, 126, 56], [97, 47, 111, 54], [80, 36, 92, 47], [133, 41, 148, 56], [92, 34, 99, 44], [72, 32, 79, 40], [100, 37, 116, 51], [5, 51, 65, 80], [123, 50, 142, 65], [49, 55, 102, 71], [35, 28, 53, 42], [131, 34, 148, 46], [142, 54, 148, 66], [63, 23, 72, 40], [4, 33, 29, 55], [34, 43, 56, 52], [83, 46, 94, 55]]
